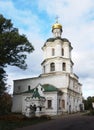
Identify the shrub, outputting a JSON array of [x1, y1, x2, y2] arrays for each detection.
[[40, 115, 51, 120], [0, 93, 12, 115], [89, 109, 94, 115]]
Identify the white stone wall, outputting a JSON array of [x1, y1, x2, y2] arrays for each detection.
[[43, 40, 72, 60], [22, 95, 27, 114], [21, 92, 59, 116], [42, 58, 73, 73], [44, 92, 58, 115], [43, 41, 62, 59], [13, 74, 69, 94], [61, 92, 68, 113], [42, 39, 73, 74], [53, 28, 62, 38], [12, 95, 22, 113], [21, 94, 33, 114], [12, 72, 83, 114]]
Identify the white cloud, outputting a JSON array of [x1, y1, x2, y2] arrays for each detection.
[[0, 0, 44, 91], [82, 77, 94, 98], [37, 0, 94, 23]]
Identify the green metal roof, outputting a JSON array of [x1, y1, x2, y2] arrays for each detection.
[[22, 87, 45, 99], [32, 88, 41, 98], [42, 84, 60, 92], [21, 84, 62, 96]]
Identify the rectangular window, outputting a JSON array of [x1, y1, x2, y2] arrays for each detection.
[[28, 85, 30, 90], [48, 100, 52, 109], [52, 48, 55, 56], [62, 100, 65, 109], [62, 48, 64, 56], [62, 62, 66, 71], [59, 99, 61, 109]]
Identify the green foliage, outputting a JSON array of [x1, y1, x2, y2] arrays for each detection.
[[0, 14, 34, 94], [0, 14, 34, 69], [0, 93, 12, 115], [83, 96, 94, 110], [0, 114, 50, 130], [89, 109, 94, 115], [0, 66, 7, 95]]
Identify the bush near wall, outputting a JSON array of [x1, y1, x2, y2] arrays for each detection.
[[0, 93, 12, 115]]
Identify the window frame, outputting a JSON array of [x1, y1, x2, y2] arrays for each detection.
[[50, 62, 55, 71], [47, 100, 52, 109], [52, 48, 55, 56], [62, 100, 65, 109], [62, 48, 64, 56], [28, 85, 30, 91], [62, 62, 66, 71]]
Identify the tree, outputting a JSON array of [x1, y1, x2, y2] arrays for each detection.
[[0, 92, 12, 115], [83, 96, 94, 110], [0, 14, 34, 95], [0, 66, 7, 94]]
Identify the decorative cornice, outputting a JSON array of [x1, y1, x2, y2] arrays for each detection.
[[42, 37, 72, 49], [41, 56, 73, 65]]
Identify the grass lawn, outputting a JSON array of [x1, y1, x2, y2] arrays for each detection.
[[0, 114, 51, 130]]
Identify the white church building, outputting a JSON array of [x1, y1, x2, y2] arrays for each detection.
[[12, 21, 83, 117]]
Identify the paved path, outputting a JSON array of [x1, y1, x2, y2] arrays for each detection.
[[15, 114, 94, 130]]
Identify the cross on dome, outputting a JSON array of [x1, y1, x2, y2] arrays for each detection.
[[55, 16, 59, 23], [52, 16, 62, 33]]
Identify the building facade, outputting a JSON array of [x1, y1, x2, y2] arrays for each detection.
[[12, 21, 83, 117]]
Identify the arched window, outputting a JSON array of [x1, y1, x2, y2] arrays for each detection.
[[52, 48, 55, 56], [28, 85, 30, 91], [62, 48, 64, 56], [62, 62, 66, 71], [50, 62, 55, 71]]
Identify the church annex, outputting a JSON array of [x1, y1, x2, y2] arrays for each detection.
[[12, 20, 83, 117]]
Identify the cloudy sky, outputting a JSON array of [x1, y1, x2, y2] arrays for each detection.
[[0, 0, 94, 98]]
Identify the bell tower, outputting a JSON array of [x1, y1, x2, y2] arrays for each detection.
[[41, 20, 73, 76]]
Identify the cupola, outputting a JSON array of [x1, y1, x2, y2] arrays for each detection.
[[52, 21, 63, 38], [52, 22, 62, 32]]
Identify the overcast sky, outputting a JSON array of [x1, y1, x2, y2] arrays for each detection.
[[0, 0, 94, 98]]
